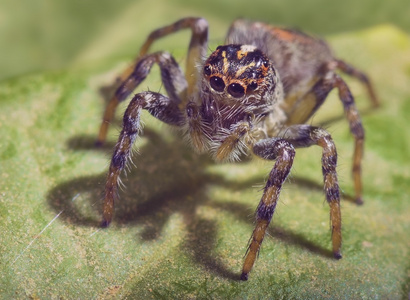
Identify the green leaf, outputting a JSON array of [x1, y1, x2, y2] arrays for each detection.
[[1, 15, 409, 300]]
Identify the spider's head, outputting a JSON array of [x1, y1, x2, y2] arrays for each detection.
[[202, 44, 279, 113]]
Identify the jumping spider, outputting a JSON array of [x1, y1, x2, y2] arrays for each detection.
[[96, 18, 379, 280]]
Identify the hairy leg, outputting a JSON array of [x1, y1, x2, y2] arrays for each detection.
[[111, 18, 209, 93], [139, 17, 208, 100], [241, 138, 295, 280], [286, 72, 365, 204], [335, 59, 380, 108], [280, 124, 342, 258], [96, 51, 187, 145], [333, 75, 365, 204], [213, 122, 251, 162], [97, 18, 208, 146], [102, 91, 185, 227], [285, 72, 335, 125]]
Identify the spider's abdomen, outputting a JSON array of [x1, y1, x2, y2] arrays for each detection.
[[225, 19, 334, 99]]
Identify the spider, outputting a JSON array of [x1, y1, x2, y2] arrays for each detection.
[[95, 17, 379, 280]]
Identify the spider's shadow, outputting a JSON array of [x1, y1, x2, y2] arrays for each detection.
[[49, 127, 341, 280]]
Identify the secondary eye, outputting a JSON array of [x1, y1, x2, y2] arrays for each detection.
[[203, 65, 212, 76], [262, 59, 269, 68], [248, 81, 258, 91], [228, 83, 245, 98], [210, 76, 225, 92]]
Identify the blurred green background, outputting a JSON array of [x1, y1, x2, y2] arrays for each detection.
[[1, 0, 410, 81], [0, 0, 409, 299]]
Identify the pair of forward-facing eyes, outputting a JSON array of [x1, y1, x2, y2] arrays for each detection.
[[203, 65, 259, 98]]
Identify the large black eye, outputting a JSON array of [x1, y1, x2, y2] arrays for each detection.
[[203, 65, 211, 76], [227, 83, 245, 98], [210, 76, 225, 92]]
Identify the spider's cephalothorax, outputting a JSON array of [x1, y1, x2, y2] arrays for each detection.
[[95, 18, 379, 281], [188, 44, 284, 161], [202, 44, 278, 112]]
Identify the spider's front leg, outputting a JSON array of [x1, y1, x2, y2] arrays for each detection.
[[241, 138, 295, 281], [139, 17, 208, 99], [97, 17, 208, 145], [102, 91, 185, 227], [96, 51, 187, 146], [280, 124, 342, 257]]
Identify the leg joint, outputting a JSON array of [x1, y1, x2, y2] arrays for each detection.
[[253, 138, 295, 161]]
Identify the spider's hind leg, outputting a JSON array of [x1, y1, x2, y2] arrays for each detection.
[[332, 74, 366, 204], [335, 59, 380, 108], [286, 72, 365, 204]]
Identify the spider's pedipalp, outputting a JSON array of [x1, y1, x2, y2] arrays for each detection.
[[212, 122, 251, 162]]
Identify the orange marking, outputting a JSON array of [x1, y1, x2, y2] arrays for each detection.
[[237, 50, 246, 60], [329, 201, 342, 257], [262, 185, 278, 206], [235, 62, 255, 77], [242, 219, 269, 276], [271, 28, 312, 44], [221, 50, 229, 74], [272, 28, 295, 41]]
